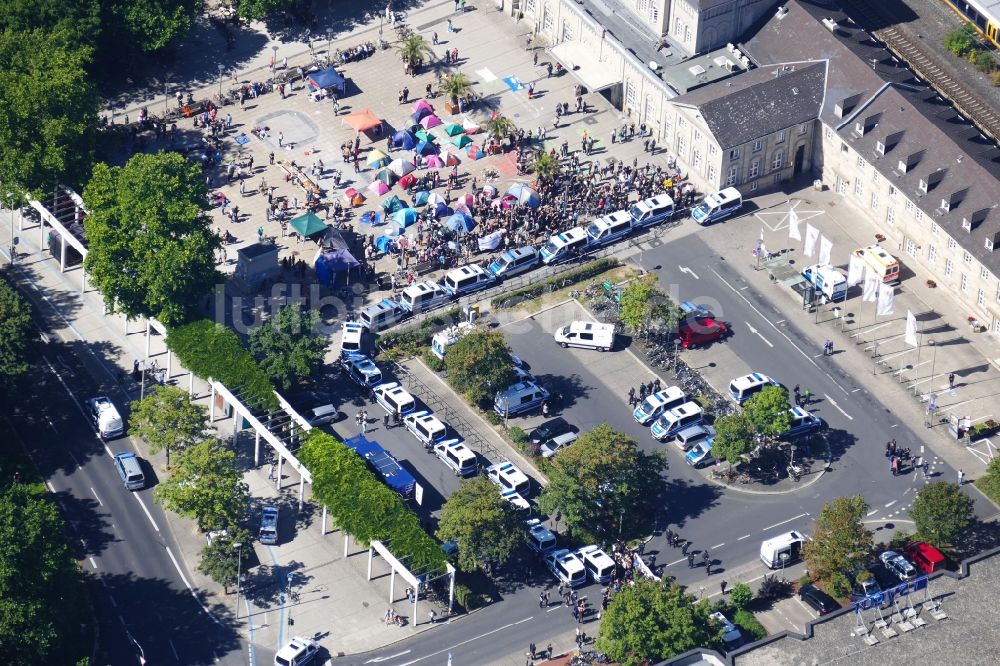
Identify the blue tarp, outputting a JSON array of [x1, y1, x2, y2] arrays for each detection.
[[375, 235, 394, 253], [344, 435, 416, 498], [308, 68, 347, 93], [392, 129, 417, 150], [447, 211, 476, 234]]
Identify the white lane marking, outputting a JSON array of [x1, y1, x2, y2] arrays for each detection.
[[67, 449, 81, 467], [108, 595, 117, 608], [133, 495, 160, 533], [762, 513, 809, 531], [679, 265, 700, 280], [775, 319, 785, 324], [824, 394, 854, 420], [394, 618, 534, 666], [168, 639, 179, 661], [738, 534, 751, 541], [365, 651, 412, 663], [885, 500, 897, 508], [546, 606, 562, 613], [851, 387, 862, 393], [513, 617, 533, 625], [745, 322, 774, 347], [667, 557, 688, 567], [46, 481, 56, 493], [165, 547, 193, 590], [91, 487, 103, 506], [104, 444, 114, 458], [867, 509, 879, 516], [89, 557, 98, 569], [711, 542, 725, 549]]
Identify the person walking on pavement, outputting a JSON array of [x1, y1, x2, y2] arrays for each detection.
[[688, 552, 695, 568], [529, 643, 536, 659], [383, 413, 390, 429], [793, 384, 801, 406], [628, 386, 636, 406], [666, 528, 675, 546], [949, 373, 956, 390], [539, 592, 545, 608], [958, 469, 965, 485], [720, 580, 727, 595]]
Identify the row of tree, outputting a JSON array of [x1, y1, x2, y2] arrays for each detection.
[[712, 385, 791, 469]]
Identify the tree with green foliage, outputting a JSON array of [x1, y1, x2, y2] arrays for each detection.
[[803, 495, 873, 584], [397, 35, 434, 71], [0, 30, 98, 195], [198, 527, 251, 593], [233, 0, 296, 21], [909, 481, 974, 550], [0, 0, 101, 45], [943, 24, 979, 58], [436, 477, 525, 575], [440, 73, 473, 106], [619, 274, 667, 337], [531, 150, 561, 183], [249, 304, 327, 391], [484, 114, 516, 139], [443, 330, 514, 404], [538, 424, 666, 541], [711, 412, 754, 469], [729, 582, 753, 610], [596, 579, 722, 665], [154, 439, 249, 532], [743, 385, 791, 436], [84, 152, 221, 326], [0, 484, 83, 663], [130, 385, 209, 468], [976, 456, 1000, 505], [104, 0, 201, 52], [0, 275, 36, 392]]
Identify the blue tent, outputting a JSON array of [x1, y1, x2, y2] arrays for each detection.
[[433, 202, 452, 219], [392, 208, 418, 227], [375, 235, 394, 253], [391, 129, 416, 150], [414, 140, 439, 156], [381, 195, 405, 213], [414, 190, 430, 206], [410, 107, 432, 124], [447, 211, 476, 234], [315, 249, 360, 284], [307, 68, 347, 93]]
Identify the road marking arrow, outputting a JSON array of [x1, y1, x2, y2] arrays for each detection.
[[678, 265, 700, 280], [744, 322, 774, 347], [365, 651, 412, 663], [823, 393, 854, 420]]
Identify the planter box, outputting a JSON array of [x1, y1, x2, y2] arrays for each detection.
[[444, 101, 459, 114]]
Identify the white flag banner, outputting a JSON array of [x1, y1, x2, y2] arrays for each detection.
[[877, 282, 895, 315], [905, 310, 919, 347], [847, 253, 865, 287], [862, 269, 879, 302], [804, 224, 819, 257], [788, 206, 801, 241], [819, 236, 833, 267]]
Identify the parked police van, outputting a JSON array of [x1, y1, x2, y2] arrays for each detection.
[[494, 381, 550, 417], [433, 438, 478, 477], [760, 530, 809, 569], [488, 246, 539, 279], [586, 210, 633, 246], [500, 489, 531, 512], [728, 372, 779, 404], [404, 410, 448, 446], [340, 321, 364, 356], [341, 353, 383, 387], [431, 321, 475, 360], [577, 545, 615, 584], [539, 227, 589, 265], [629, 194, 676, 228], [632, 386, 686, 425], [651, 401, 704, 440], [691, 187, 743, 225], [487, 461, 531, 496], [360, 298, 408, 330], [545, 549, 587, 587], [443, 264, 496, 297], [113, 452, 145, 490], [554, 321, 616, 351], [526, 518, 557, 553], [399, 280, 450, 314], [373, 382, 416, 416]]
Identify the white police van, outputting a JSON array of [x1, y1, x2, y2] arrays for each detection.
[[404, 410, 448, 446], [500, 488, 531, 512], [554, 321, 615, 351], [728, 372, 779, 404], [544, 549, 587, 587], [442, 264, 496, 297], [341, 353, 383, 387], [373, 382, 416, 416], [399, 281, 450, 314], [494, 381, 549, 417], [488, 246, 539, 279], [526, 518, 557, 553], [340, 321, 364, 356], [651, 402, 704, 441], [360, 298, 408, 330], [576, 544, 616, 583], [539, 227, 589, 265], [433, 438, 478, 477], [632, 386, 686, 425], [691, 187, 742, 225], [486, 461, 531, 496], [629, 194, 675, 228], [585, 210, 633, 246], [781, 406, 823, 438], [431, 321, 475, 360]]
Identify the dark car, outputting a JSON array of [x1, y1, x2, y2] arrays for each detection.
[[799, 583, 839, 616], [529, 417, 577, 445]]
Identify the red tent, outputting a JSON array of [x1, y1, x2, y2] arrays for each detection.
[[343, 109, 383, 133]]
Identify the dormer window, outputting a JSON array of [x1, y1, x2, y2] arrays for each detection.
[[962, 218, 971, 231], [876, 141, 886, 155], [918, 179, 928, 193]]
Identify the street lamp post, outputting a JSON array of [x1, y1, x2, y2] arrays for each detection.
[[218, 65, 225, 98], [326, 28, 334, 65], [233, 542, 243, 618], [673, 338, 681, 369], [271, 45, 279, 83], [928, 339, 937, 390], [286, 573, 294, 634]]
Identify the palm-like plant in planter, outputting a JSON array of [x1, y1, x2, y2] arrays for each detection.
[[397, 36, 433, 73], [484, 114, 516, 139], [532, 150, 561, 183], [439, 73, 473, 111]]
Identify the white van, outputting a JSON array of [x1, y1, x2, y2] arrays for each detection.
[[544, 549, 587, 587], [274, 636, 320, 666], [691, 187, 742, 225], [710, 611, 744, 647], [576, 544, 615, 583], [629, 194, 675, 228], [494, 381, 550, 417], [340, 321, 364, 356], [526, 518, 557, 553], [486, 461, 531, 496], [431, 321, 475, 359], [360, 298, 408, 330], [341, 353, 383, 387], [443, 264, 496, 297], [728, 372, 778, 404], [500, 489, 531, 511], [404, 410, 448, 446], [632, 386, 686, 425], [488, 246, 539, 279], [399, 281, 450, 314], [760, 530, 809, 569], [373, 382, 416, 416], [87, 396, 124, 439], [650, 401, 703, 441], [554, 321, 615, 351], [539, 227, 589, 265], [113, 452, 145, 490], [586, 211, 633, 246], [433, 438, 478, 477]]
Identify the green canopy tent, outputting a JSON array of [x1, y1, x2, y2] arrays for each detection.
[[289, 211, 329, 239]]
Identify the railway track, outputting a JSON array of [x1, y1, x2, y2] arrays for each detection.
[[841, 0, 1000, 143]]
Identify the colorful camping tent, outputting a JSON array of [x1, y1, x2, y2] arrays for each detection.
[[366, 149, 390, 167], [447, 211, 476, 234], [420, 114, 442, 129], [388, 158, 415, 176], [391, 129, 416, 150], [392, 208, 418, 227], [443, 123, 465, 136], [411, 99, 434, 114], [289, 212, 329, 238], [307, 68, 347, 93], [343, 109, 382, 132], [451, 134, 472, 148]]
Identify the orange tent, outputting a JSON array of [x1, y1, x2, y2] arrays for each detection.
[[342, 109, 383, 133]]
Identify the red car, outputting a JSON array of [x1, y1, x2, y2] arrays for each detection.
[[677, 316, 728, 348]]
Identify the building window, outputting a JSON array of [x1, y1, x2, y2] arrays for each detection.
[[648, 5, 658, 23], [727, 166, 738, 186], [963, 251, 972, 265], [525, 0, 536, 11], [562, 20, 574, 41], [708, 165, 717, 182], [889, 185, 897, 198], [995, 319, 1000, 334], [837, 178, 848, 195], [915, 210, 923, 223], [857, 155, 867, 169], [772, 151, 784, 171], [945, 258, 953, 277], [729, 148, 740, 160], [749, 159, 760, 179], [709, 144, 717, 156], [799, 123, 808, 135], [644, 95, 655, 123], [750, 181, 759, 191], [948, 238, 957, 250], [543, 8, 554, 31], [931, 223, 939, 235], [978, 289, 986, 308], [960, 273, 969, 292], [693, 129, 702, 143], [625, 81, 636, 111], [928, 245, 937, 262], [905, 200, 914, 213], [871, 192, 879, 211], [872, 171, 880, 186], [854, 179, 863, 197], [905, 239, 918, 257], [886, 207, 895, 225], [677, 116, 686, 129], [638, 0, 648, 12], [981, 266, 990, 280], [753, 139, 763, 152], [676, 136, 686, 156], [776, 129, 786, 144], [692, 149, 701, 168], [841, 142, 849, 154]]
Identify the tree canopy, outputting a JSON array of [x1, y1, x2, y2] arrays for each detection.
[[233, 0, 296, 21], [198, 526, 251, 593], [0, 275, 37, 393], [909, 481, 974, 550], [743, 385, 791, 436], [538, 424, 666, 541], [0, 29, 98, 195], [710, 412, 754, 468], [103, 0, 202, 53], [248, 304, 327, 391], [83, 152, 221, 326], [436, 477, 525, 575], [596, 579, 722, 665], [154, 439, 249, 532], [130, 385, 209, 468], [443, 330, 515, 404], [803, 495, 873, 583], [619, 275, 667, 336]]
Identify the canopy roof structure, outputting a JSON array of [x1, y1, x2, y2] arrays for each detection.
[[343, 108, 383, 132]]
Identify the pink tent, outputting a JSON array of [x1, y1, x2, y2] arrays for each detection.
[[411, 99, 434, 114], [425, 155, 445, 168], [457, 193, 475, 208], [454, 201, 472, 215], [439, 150, 461, 166], [420, 114, 442, 129], [344, 187, 359, 201], [367, 180, 390, 195]]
